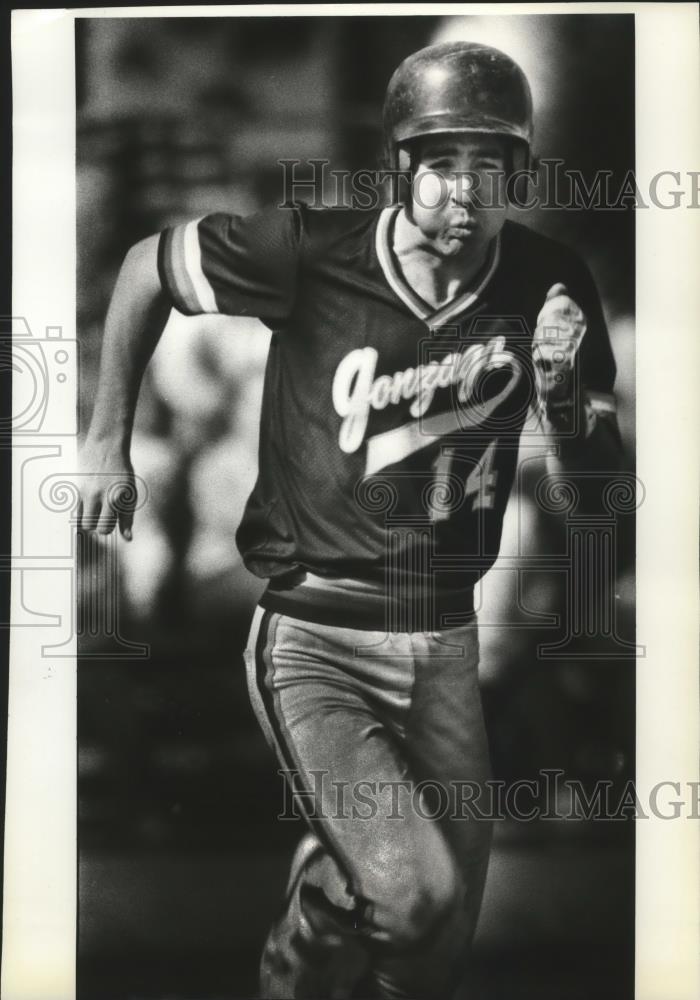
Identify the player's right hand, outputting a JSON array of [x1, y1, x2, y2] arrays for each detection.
[[77, 439, 137, 541]]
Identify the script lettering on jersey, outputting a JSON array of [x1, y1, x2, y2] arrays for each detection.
[[332, 337, 521, 473]]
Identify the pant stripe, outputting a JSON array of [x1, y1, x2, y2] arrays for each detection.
[[250, 607, 360, 898]]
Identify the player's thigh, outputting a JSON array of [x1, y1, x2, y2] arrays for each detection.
[[406, 624, 494, 888], [246, 609, 463, 923]]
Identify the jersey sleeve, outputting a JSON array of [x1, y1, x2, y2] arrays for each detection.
[[157, 206, 303, 323], [560, 251, 618, 422]]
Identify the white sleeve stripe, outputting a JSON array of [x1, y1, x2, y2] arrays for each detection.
[[183, 219, 219, 313], [586, 390, 617, 414]]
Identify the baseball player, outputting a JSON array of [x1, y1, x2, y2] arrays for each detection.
[[79, 42, 623, 1000]]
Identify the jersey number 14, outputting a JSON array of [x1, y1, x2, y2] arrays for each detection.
[[430, 440, 498, 522]]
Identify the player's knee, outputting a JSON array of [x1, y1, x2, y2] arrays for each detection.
[[396, 880, 461, 948], [372, 854, 463, 949]]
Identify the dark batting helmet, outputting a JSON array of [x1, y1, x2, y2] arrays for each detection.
[[383, 41, 534, 175]]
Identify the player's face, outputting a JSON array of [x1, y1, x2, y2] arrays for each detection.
[[409, 135, 509, 257]]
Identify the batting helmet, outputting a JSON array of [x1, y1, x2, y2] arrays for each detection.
[[383, 41, 534, 174]]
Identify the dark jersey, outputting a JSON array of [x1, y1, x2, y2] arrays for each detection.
[[158, 205, 617, 628]]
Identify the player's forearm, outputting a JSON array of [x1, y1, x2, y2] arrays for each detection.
[[543, 413, 623, 478], [87, 235, 170, 449]]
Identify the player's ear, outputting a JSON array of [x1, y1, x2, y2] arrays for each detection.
[[507, 142, 539, 209], [395, 140, 419, 217]]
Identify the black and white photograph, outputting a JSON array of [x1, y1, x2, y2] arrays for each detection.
[[4, 6, 700, 1000]]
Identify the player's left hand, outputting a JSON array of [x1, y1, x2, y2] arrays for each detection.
[[532, 283, 587, 407]]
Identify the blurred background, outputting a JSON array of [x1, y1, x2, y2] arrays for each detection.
[[76, 13, 636, 1000]]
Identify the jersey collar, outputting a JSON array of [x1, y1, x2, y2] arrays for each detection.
[[375, 204, 501, 329]]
